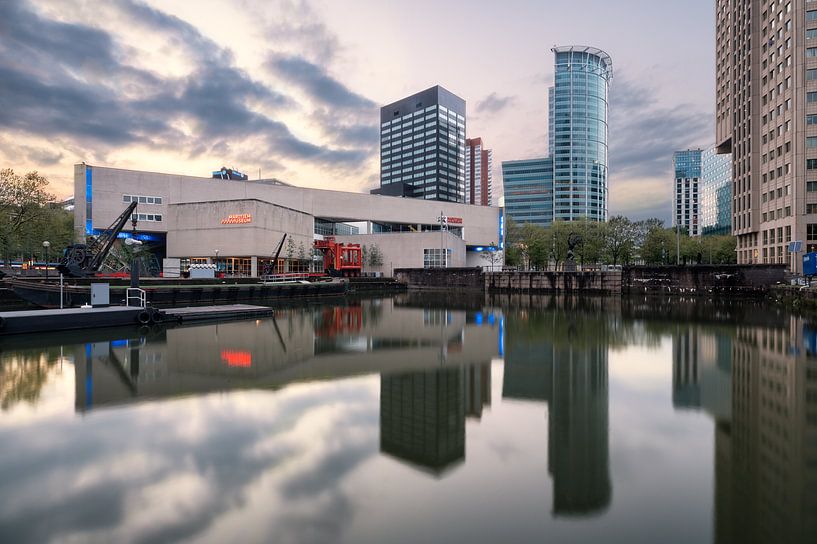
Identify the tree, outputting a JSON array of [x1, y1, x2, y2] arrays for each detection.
[[368, 244, 384, 267], [605, 215, 635, 265], [284, 237, 296, 271], [480, 245, 502, 271], [0, 169, 56, 265], [640, 227, 674, 265]]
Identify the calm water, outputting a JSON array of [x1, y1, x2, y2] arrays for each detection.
[[1, 294, 816, 544]]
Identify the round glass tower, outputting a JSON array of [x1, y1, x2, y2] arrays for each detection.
[[549, 46, 613, 222]]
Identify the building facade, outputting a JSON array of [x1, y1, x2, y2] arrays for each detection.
[[74, 164, 503, 277], [501, 158, 553, 228], [701, 145, 733, 236], [465, 137, 493, 206], [376, 86, 466, 203], [673, 149, 702, 236], [550, 46, 613, 222], [715, 0, 812, 269], [501, 45, 612, 227]]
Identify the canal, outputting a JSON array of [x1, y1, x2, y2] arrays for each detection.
[[0, 294, 815, 543]]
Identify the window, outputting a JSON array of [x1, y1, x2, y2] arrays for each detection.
[[808, 69, 817, 81], [808, 10, 817, 21], [808, 159, 817, 170], [809, 137, 817, 148], [808, 181, 817, 192], [807, 204, 817, 214], [809, 92, 817, 103]]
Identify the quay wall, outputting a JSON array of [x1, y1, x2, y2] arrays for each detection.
[[395, 265, 786, 295]]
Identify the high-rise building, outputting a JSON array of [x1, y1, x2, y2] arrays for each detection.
[[550, 46, 613, 222], [502, 46, 612, 227], [465, 138, 493, 206], [701, 146, 733, 236], [673, 149, 702, 236], [501, 158, 553, 228], [375, 85, 466, 203], [715, 0, 807, 269]]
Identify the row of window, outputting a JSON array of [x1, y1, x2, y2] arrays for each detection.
[[123, 194, 163, 205], [131, 213, 162, 222]]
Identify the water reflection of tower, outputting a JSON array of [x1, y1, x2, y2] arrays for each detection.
[[548, 344, 610, 515], [502, 312, 611, 516], [380, 364, 491, 476], [714, 322, 817, 544]]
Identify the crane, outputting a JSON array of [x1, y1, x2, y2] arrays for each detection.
[[57, 202, 138, 278], [261, 234, 287, 277]]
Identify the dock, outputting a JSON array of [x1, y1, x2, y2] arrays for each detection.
[[0, 304, 275, 335]]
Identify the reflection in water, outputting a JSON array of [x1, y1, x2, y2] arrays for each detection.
[[1, 295, 817, 543], [669, 316, 817, 544], [503, 300, 611, 517]]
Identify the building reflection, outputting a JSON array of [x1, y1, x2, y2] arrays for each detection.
[[672, 318, 817, 544], [502, 306, 611, 517]]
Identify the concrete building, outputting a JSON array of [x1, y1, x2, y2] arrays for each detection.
[[715, 0, 811, 270], [502, 45, 612, 227], [501, 157, 553, 228], [673, 149, 702, 237], [701, 145, 733, 236], [465, 137, 493, 206], [73, 163, 503, 276], [375, 85, 466, 203]]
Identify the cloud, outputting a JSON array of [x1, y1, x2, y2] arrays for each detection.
[[609, 75, 712, 180], [0, 0, 374, 175], [268, 54, 375, 110], [475, 92, 517, 114]]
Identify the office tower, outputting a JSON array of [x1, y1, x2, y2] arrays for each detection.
[[465, 138, 494, 206], [550, 46, 613, 222], [701, 145, 733, 236], [502, 46, 612, 226], [380, 367, 465, 475], [673, 149, 702, 236], [716, 0, 810, 269], [376, 85, 466, 202], [501, 157, 553, 227]]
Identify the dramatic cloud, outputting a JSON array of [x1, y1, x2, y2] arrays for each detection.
[[0, 0, 375, 185], [609, 75, 712, 180], [268, 54, 376, 110], [476, 92, 517, 114]]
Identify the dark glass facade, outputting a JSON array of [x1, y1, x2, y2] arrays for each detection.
[[501, 158, 553, 227], [378, 86, 466, 202]]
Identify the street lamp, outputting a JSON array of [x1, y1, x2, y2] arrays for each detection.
[[214, 249, 220, 271], [42, 241, 50, 279]]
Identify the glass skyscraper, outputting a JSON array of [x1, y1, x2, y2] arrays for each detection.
[[701, 146, 732, 236], [549, 46, 613, 222], [376, 86, 466, 202], [503, 46, 612, 227], [673, 149, 702, 236], [501, 158, 553, 228]]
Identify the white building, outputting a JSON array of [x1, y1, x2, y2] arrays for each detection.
[[73, 164, 505, 277]]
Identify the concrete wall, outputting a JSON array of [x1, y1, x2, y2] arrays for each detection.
[[167, 199, 313, 259], [75, 164, 502, 247], [394, 267, 485, 289], [486, 271, 622, 294], [622, 264, 787, 293], [334, 231, 465, 274]]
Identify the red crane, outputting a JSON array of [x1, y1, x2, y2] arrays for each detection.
[[313, 237, 362, 277]]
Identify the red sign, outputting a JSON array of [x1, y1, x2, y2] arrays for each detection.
[[447, 216, 463, 225], [221, 350, 252, 367], [221, 213, 252, 225]]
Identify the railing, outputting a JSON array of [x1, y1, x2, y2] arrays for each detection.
[[261, 273, 313, 283], [126, 288, 147, 308]]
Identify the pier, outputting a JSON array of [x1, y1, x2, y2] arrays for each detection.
[[0, 304, 274, 335]]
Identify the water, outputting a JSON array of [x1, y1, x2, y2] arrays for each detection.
[[1, 294, 815, 544]]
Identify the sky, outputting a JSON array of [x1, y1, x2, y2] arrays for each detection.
[[0, 0, 716, 223]]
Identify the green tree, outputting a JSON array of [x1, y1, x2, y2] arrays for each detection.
[[480, 244, 502, 271], [0, 169, 56, 265], [640, 227, 674, 265], [368, 244, 384, 267], [605, 215, 635, 265]]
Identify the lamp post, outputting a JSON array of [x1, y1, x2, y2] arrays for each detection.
[[214, 249, 220, 272], [42, 241, 50, 279]]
